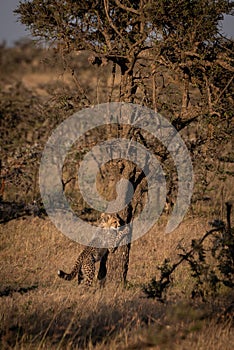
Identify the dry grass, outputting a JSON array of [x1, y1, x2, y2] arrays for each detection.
[[0, 216, 233, 349]]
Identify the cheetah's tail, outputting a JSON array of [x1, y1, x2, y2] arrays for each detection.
[[58, 269, 77, 281]]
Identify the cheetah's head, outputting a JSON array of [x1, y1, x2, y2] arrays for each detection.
[[99, 213, 120, 229]]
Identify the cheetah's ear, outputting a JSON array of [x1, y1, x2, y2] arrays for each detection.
[[100, 213, 111, 220], [103, 214, 112, 221]]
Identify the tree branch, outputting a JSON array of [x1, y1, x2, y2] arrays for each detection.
[[104, 0, 125, 41], [114, 0, 140, 15]]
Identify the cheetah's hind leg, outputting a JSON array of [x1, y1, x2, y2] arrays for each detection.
[[82, 256, 95, 286], [77, 268, 84, 285]]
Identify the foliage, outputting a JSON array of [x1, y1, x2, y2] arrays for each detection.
[[143, 202, 234, 301], [143, 258, 173, 301]]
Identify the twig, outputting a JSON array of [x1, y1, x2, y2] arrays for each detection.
[[215, 75, 234, 104], [114, 0, 140, 15], [104, 0, 125, 41]]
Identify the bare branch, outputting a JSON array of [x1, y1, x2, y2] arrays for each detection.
[[215, 75, 234, 104], [114, 0, 140, 15], [104, 0, 125, 41]]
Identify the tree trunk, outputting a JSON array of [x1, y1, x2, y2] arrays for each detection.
[[181, 71, 190, 116], [105, 176, 132, 285], [120, 69, 137, 103], [98, 64, 143, 286]]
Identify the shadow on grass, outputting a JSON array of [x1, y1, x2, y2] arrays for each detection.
[[2, 289, 232, 349], [0, 296, 163, 349], [0, 284, 38, 297]]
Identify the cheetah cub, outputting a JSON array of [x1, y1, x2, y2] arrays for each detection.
[[57, 214, 128, 286]]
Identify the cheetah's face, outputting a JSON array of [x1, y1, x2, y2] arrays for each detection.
[[108, 216, 120, 229], [99, 214, 120, 229]]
